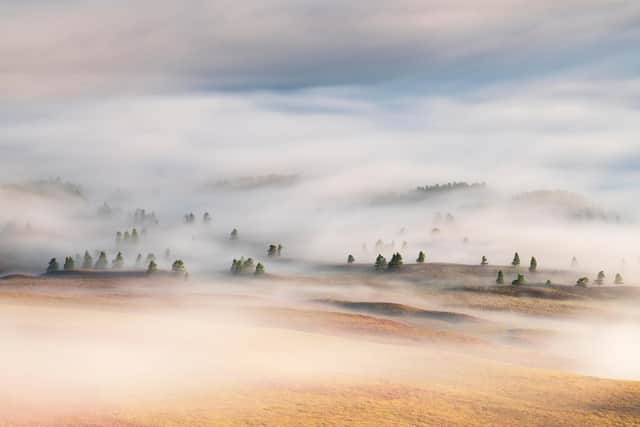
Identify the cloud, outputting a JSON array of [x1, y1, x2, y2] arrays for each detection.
[[1, 0, 639, 98]]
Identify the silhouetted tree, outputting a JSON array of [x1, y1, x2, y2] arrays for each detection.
[[203, 212, 211, 224], [131, 228, 139, 244], [615, 273, 624, 285], [230, 228, 238, 240], [268, 244, 278, 257], [135, 253, 143, 266], [595, 270, 605, 286], [123, 231, 130, 242], [529, 256, 537, 272], [82, 251, 93, 269], [46, 258, 59, 273], [481, 256, 488, 266], [388, 253, 403, 270], [512, 252, 520, 267], [112, 252, 124, 269], [417, 251, 426, 263], [347, 254, 355, 264], [116, 231, 122, 246], [512, 273, 525, 286], [63, 256, 75, 271], [374, 254, 387, 271], [576, 277, 589, 287], [94, 251, 108, 269], [243, 257, 254, 271], [277, 244, 283, 256], [496, 270, 504, 284], [172, 259, 187, 276], [255, 262, 265, 275], [147, 260, 158, 274], [545, 279, 552, 287]]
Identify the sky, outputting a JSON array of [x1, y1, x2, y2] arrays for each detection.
[[1, 1, 640, 272]]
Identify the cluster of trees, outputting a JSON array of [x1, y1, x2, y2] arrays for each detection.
[[230, 257, 265, 275], [267, 244, 283, 257], [133, 208, 159, 225], [184, 212, 212, 225], [510, 253, 538, 272], [116, 228, 141, 246], [433, 212, 456, 225], [495, 270, 526, 285], [374, 253, 403, 271], [577, 271, 624, 287], [48, 250, 164, 273], [415, 181, 486, 194]]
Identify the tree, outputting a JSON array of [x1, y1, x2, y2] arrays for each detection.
[[576, 277, 589, 287], [147, 260, 158, 274], [112, 252, 124, 269], [82, 251, 93, 269], [595, 270, 605, 286], [131, 228, 139, 244], [416, 251, 426, 263], [374, 254, 387, 271], [388, 253, 403, 270], [614, 273, 624, 285], [135, 253, 143, 266], [172, 259, 187, 275], [243, 257, 255, 271], [268, 244, 278, 257], [94, 251, 108, 269], [571, 256, 579, 268], [123, 231, 130, 242], [116, 231, 122, 246], [231, 258, 241, 274], [512, 273, 525, 286], [496, 270, 504, 284], [347, 254, 355, 264], [203, 212, 211, 224], [230, 228, 238, 240], [255, 262, 265, 275], [512, 252, 520, 266], [481, 256, 488, 266], [277, 244, 283, 256], [63, 256, 75, 271], [47, 258, 60, 273], [529, 256, 537, 272], [545, 279, 552, 287]]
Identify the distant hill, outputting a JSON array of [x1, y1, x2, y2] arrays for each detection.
[[512, 190, 621, 223], [1, 178, 85, 200], [204, 174, 300, 191]]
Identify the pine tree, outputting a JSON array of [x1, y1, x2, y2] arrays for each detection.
[[347, 254, 355, 264], [63, 256, 75, 271], [243, 257, 255, 271], [123, 231, 130, 242], [416, 251, 426, 263], [46, 258, 59, 273], [512, 273, 525, 286], [614, 273, 624, 285], [172, 259, 187, 275], [496, 270, 504, 284], [254, 262, 265, 275], [135, 253, 143, 266], [112, 252, 124, 269], [529, 256, 537, 272], [277, 244, 283, 256], [230, 228, 238, 240], [131, 228, 139, 244], [203, 212, 211, 224], [512, 252, 520, 266], [94, 251, 108, 269], [595, 270, 605, 285], [82, 251, 93, 269], [576, 277, 589, 287], [545, 279, 552, 287], [481, 256, 488, 266], [388, 253, 403, 270], [374, 254, 387, 271], [116, 231, 122, 246], [268, 244, 278, 257], [147, 260, 158, 274]]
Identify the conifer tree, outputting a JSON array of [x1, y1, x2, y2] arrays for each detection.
[[46, 258, 59, 273], [614, 273, 624, 285], [512, 273, 525, 286], [131, 228, 139, 244], [388, 253, 403, 270], [172, 259, 187, 276], [63, 256, 75, 271], [123, 231, 130, 242], [116, 231, 122, 246], [347, 254, 355, 264], [147, 260, 158, 274], [374, 254, 387, 271], [94, 251, 108, 269], [82, 251, 93, 269], [529, 256, 537, 272], [277, 244, 283, 256], [112, 252, 124, 269], [545, 279, 552, 287], [203, 212, 211, 224], [416, 251, 426, 263], [481, 256, 488, 266], [576, 277, 589, 287], [268, 244, 278, 257], [512, 252, 520, 266], [496, 270, 504, 284], [135, 253, 143, 266], [230, 228, 238, 240], [595, 270, 605, 285], [254, 262, 265, 275]]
